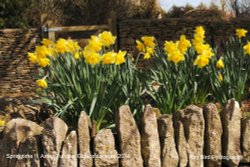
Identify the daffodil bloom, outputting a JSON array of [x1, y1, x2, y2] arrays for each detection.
[[35, 46, 52, 58], [42, 38, 54, 47], [164, 41, 178, 54], [67, 40, 81, 53], [37, 57, 50, 67], [216, 59, 224, 69], [236, 28, 247, 38], [243, 42, 250, 55], [36, 78, 48, 88], [144, 53, 151, 59], [56, 38, 68, 54], [167, 50, 185, 64], [194, 54, 210, 68], [99, 31, 116, 47], [194, 26, 205, 39], [28, 52, 37, 63], [146, 47, 154, 55], [0, 120, 5, 126], [115, 50, 126, 65], [74, 52, 80, 59], [102, 51, 116, 64], [218, 73, 223, 81], [178, 35, 191, 54], [141, 36, 156, 48], [85, 52, 101, 65], [87, 36, 103, 52], [136, 40, 145, 52]]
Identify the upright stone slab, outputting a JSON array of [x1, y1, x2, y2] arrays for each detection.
[[221, 99, 242, 166], [203, 103, 222, 167], [182, 105, 205, 167], [59, 131, 77, 167], [140, 105, 161, 167], [116, 105, 143, 167], [241, 117, 250, 163], [0, 118, 43, 167], [173, 110, 188, 167], [158, 115, 179, 167], [16, 137, 40, 167], [42, 117, 68, 167], [78, 111, 92, 167], [94, 129, 118, 167]]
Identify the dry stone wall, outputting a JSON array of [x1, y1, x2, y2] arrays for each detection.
[[0, 99, 250, 167], [118, 18, 250, 53], [0, 28, 39, 97]]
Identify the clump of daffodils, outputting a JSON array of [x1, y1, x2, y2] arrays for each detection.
[[28, 31, 127, 89], [164, 35, 191, 64], [192, 26, 215, 68], [136, 36, 156, 59], [83, 31, 126, 65]]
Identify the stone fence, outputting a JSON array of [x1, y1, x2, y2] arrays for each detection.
[[0, 99, 249, 167], [0, 28, 39, 97]]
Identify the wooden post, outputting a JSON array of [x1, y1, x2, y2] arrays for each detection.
[[40, 14, 55, 40], [108, 11, 118, 51]]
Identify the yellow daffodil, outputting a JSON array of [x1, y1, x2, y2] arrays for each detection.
[[178, 35, 191, 54], [164, 41, 178, 54], [102, 51, 116, 64], [236, 28, 247, 38], [36, 78, 48, 88], [115, 50, 126, 65], [56, 38, 68, 54], [87, 36, 103, 52], [74, 52, 80, 59], [146, 47, 154, 55], [99, 31, 116, 47], [136, 40, 145, 52], [144, 53, 151, 59], [42, 38, 54, 47], [218, 73, 223, 81], [35, 46, 52, 58], [167, 51, 185, 64], [194, 26, 205, 39], [0, 120, 5, 126], [216, 58, 224, 69], [194, 54, 210, 68], [243, 41, 250, 55], [141, 36, 156, 48], [37, 57, 50, 67], [85, 52, 101, 65], [28, 52, 37, 63], [67, 40, 81, 54]]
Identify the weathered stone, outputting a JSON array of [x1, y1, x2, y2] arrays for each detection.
[[78, 111, 92, 167], [16, 137, 40, 167], [140, 104, 161, 167], [42, 117, 68, 167], [4, 118, 43, 146], [116, 105, 143, 167], [203, 103, 222, 167], [94, 129, 118, 167], [158, 115, 179, 167], [181, 105, 205, 167], [173, 110, 188, 167], [59, 131, 77, 167], [241, 117, 250, 163], [221, 99, 242, 166], [0, 118, 42, 167]]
